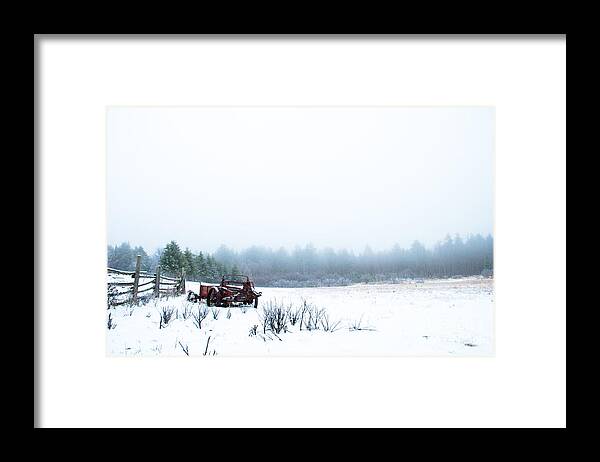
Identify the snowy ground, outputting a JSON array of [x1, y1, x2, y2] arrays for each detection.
[[106, 277, 493, 357]]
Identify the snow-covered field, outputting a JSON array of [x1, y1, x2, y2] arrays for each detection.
[[106, 277, 494, 356]]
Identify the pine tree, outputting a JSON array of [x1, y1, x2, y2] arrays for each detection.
[[109, 242, 135, 270], [107, 245, 115, 267], [133, 246, 151, 272], [183, 248, 196, 280], [159, 241, 184, 277], [205, 255, 217, 281], [194, 252, 207, 280]]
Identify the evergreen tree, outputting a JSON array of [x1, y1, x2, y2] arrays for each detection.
[[183, 248, 196, 280], [108, 242, 135, 270], [205, 255, 218, 281], [159, 241, 184, 276], [133, 245, 151, 272], [107, 245, 115, 267], [194, 252, 207, 280]]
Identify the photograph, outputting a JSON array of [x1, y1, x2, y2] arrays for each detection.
[[36, 35, 566, 428], [106, 106, 495, 357]]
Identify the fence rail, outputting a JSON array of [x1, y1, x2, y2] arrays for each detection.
[[107, 268, 179, 281], [107, 256, 186, 306], [107, 267, 135, 276]]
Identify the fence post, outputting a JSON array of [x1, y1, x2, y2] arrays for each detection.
[[155, 265, 161, 297], [132, 255, 142, 303], [180, 268, 186, 294]]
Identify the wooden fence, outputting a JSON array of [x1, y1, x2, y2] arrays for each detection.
[[107, 255, 186, 306]]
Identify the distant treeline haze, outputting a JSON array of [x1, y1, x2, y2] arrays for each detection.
[[107, 234, 493, 287]]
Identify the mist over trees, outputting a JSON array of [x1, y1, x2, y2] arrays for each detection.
[[107, 243, 152, 272], [108, 240, 228, 282], [108, 233, 493, 287], [212, 233, 493, 286]]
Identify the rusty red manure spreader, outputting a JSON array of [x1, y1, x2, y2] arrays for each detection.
[[187, 275, 262, 308]]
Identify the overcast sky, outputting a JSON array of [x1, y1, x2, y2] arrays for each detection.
[[107, 107, 493, 254]]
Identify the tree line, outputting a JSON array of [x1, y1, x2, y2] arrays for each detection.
[[107, 241, 237, 282], [108, 233, 493, 287]]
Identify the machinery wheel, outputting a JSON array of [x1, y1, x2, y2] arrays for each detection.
[[207, 289, 215, 307]]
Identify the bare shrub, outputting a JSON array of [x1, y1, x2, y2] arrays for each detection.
[[349, 314, 376, 331], [272, 306, 288, 334], [211, 307, 221, 320], [178, 341, 189, 356], [107, 312, 117, 330], [107, 286, 120, 308], [192, 306, 209, 329], [159, 307, 175, 329], [299, 300, 311, 330], [261, 300, 288, 334], [226, 309, 232, 319], [181, 305, 192, 320], [303, 304, 325, 331], [203, 336, 212, 356], [320, 312, 342, 332], [256, 299, 341, 337], [288, 304, 302, 326], [349, 315, 364, 331], [249, 325, 258, 337]]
